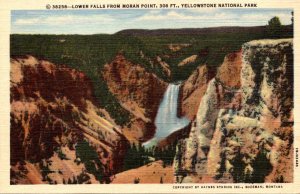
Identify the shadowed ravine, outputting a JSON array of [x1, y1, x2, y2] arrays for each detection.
[[143, 84, 190, 147]]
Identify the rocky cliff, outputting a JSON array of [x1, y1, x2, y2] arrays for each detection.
[[10, 56, 128, 184], [174, 39, 293, 183], [102, 54, 168, 142], [179, 51, 242, 121]]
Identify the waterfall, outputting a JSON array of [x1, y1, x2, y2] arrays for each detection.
[[144, 83, 190, 147]]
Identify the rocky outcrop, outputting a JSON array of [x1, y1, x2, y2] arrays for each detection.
[[10, 56, 128, 184], [168, 43, 191, 52], [179, 65, 215, 121], [156, 56, 171, 77], [102, 54, 168, 142], [174, 39, 293, 183], [179, 50, 242, 121], [178, 55, 198, 66], [216, 50, 242, 88]]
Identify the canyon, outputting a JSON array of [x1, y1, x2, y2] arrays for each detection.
[[10, 56, 128, 184], [174, 38, 293, 183], [102, 54, 168, 142], [10, 36, 293, 184]]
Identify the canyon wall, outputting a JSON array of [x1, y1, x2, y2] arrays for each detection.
[[10, 38, 294, 184], [174, 39, 293, 183], [179, 51, 242, 120], [102, 54, 168, 142], [10, 56, 128, 184], [10, 53, 170, 184]]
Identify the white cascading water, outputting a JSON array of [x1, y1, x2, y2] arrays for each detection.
[[143, 84, 190, 147]]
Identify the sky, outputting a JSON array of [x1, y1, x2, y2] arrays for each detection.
[[11, 9, 293, 34]]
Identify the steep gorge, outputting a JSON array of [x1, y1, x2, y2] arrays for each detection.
[[174, 39, 293, 183], [9, 36, 294, 184], [10, 56, 128, 184], [102, 54, 168, 142], [179, 50, 242, 121], [10, 52, 171, 184]]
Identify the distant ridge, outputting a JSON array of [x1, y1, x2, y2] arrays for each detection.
[[115, 26, 267, 36]]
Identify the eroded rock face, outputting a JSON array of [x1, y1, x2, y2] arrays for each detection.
[[178, 55, 198, 66], [174, 39, 293, 183], [179, 51, 242, 121], [179, 65, 215, 121], [10, 56, 128, 184], [102, 54, 168, 142]]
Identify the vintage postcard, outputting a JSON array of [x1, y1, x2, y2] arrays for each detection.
[[0, 0, 299, 193]]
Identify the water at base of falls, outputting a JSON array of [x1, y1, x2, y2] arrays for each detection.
[[143, 83, 190, 147]]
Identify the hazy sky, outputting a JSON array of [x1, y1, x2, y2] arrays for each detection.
[[11, 9, 293, 34]]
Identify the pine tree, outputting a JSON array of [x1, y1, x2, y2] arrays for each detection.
[[267, 16, 282, 38], [72, 176, 77, 184], [134, 177, 140, 184]]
